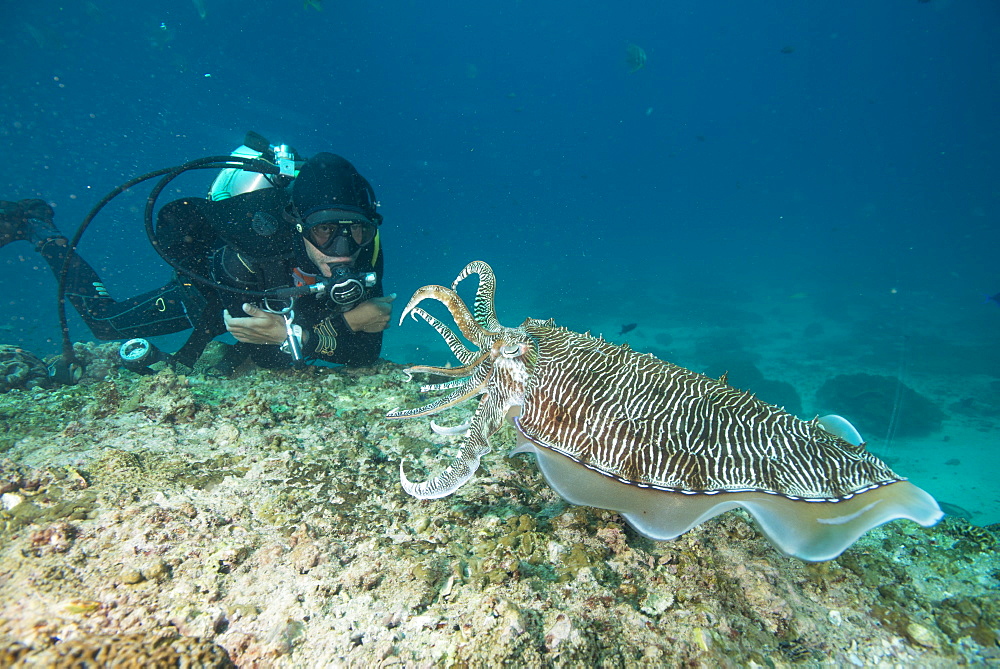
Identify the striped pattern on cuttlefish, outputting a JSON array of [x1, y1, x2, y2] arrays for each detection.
[[387, 261, 942, 561]]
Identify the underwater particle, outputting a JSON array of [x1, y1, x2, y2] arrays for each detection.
[[626, 43, 647, 73], [147, 20, 175, 50]]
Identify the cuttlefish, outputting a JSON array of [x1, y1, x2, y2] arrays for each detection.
[[387, 261, 942, 561]]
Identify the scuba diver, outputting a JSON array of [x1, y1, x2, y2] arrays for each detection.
[[0, 133, 395, 377]]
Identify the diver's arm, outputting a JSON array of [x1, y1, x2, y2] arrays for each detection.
[[223, 303, 288, 344], [223, 287, 391, 365], [300, 306, 384, 365], [342, 294, 396, 333]]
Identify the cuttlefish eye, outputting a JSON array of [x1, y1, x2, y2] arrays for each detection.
[[500, 343, 523, 358]]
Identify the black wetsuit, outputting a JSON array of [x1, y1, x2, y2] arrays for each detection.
[[40, 188, 384, 369]]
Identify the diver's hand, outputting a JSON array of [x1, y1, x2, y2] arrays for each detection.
[[343, 294, 396, 333], [223, 303, 287, 345]]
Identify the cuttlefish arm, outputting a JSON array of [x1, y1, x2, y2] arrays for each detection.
[[431, 419, 472, 436], [451, 260, 502, 333], [399, 285, 490, 350], [418, 377, 477, 392], [387, 363, 489, 420], [403, 354, 487, 382], [405, 307, 481, 366], [393, 271, 514, 498], [400, 389, 514, 499]]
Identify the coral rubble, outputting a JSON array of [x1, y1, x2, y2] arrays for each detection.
[[0, 345, 50, 394], [0, 343, 996, 666]]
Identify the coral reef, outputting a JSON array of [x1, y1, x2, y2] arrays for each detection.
[[0, 350, 996, 666], [816, 372, 946, 439], [0, 345, 50, 393]]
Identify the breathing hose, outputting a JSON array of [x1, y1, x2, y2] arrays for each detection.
[[53, 154, 315, 383]]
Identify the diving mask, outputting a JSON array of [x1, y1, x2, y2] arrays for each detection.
[[300, 209, 377, 258]]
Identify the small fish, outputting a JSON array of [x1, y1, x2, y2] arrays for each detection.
[[939, 501, 974, 520], [625, 44, 647, 73], [986, 293, 1000, 306], [618, 323, 637, 336]]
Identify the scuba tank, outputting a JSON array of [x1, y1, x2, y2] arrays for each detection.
[[208, 131, 302, 201], [196, 132, 305, 260]]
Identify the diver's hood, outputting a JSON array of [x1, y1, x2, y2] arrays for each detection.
[[292, 152, 381, 225]]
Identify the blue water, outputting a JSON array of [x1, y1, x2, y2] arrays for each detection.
[[1, 2, 998, 517]]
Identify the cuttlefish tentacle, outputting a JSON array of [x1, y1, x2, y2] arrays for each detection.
[[407, 307, 481, 366], [400, 285, 491, 349], [452, 260, 502, 332]]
